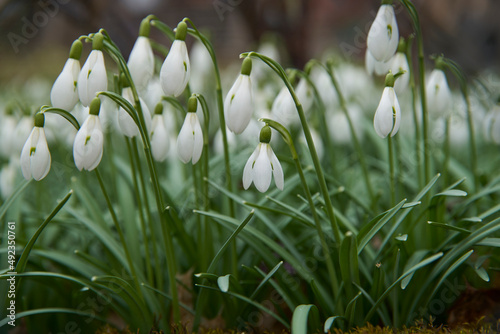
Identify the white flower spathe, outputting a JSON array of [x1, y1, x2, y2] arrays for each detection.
[[151, 114, 170, 162], [127, 36, 154, 93], [242, 143, 283, 193], [224, 73, 254, 134], [177, 112, 203, 164], [118, 87, 152, 137], [390, 52, 410, 94], [374, 86, 401, 138], [426, 69, 452, 115], [78, 50, 108, 107], [51, 58, 80, 111], [160, 40, 190, 97], [20, 127, 51, 181], [367, 4, 399, 62], [73, 115, 103, 171]]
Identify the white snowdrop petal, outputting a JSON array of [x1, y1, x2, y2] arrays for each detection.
[[151, 115, 170, 162], [78, 50, 107, 107], [374, 87, 396, 138], [20, 128, 35, 180], [51, 58, 80, 111], [160, 40, 190, 97], [31, 130, 51, 180], [367, 5, 399, 62], [242, 145, 260, 189], [268, 146, 284, 191], [253, 144, 272, 193], [128, 36, 154, 92], [177, 115, 195, 164], [191, 114, 204, 164], [227, 75, 254, 134]]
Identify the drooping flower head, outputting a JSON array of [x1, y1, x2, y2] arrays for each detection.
[[389, 38, 410, 94], [224, 57, 254, 134], [73, 97, 104, 171], [20, 112, 51, 181], [118, 75, 152, 138], [151, 103, 170, 162], [51, 39, 82, 111], [373, 71, 402, 138], [160, 21, 190, 97], [78, 32, 108, 107], [177, 96, 203, 164], [243, 125, 284, 192], [367, 0, 399, 62], [426, 58, 452, 116], [128, 18, 155, 93]]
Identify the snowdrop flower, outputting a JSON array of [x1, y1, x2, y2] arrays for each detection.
[[365, 49, 390, 76], [151, 103, 170, 162], [367, 1, 399, 62], [243, 125, 284, 192], [73, 98, 104, 171], [374, 71, 401, 138], [426, 68, 452, 115], [295, 77, 314, 112], [177, 96, 203, 164], [271, 86, 296, 128], [224, 57, 254, 134], [51, 40, 82, 111], [118, 78, 152, 138], [0, 160, 17, 199], [160, 21, 190, 97], [20, 113, 51, 181], [128, 18, 154, 93], [78, 32, 108, 107], [390, 52, 410, 94]]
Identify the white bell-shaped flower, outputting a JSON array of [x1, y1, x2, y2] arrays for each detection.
[[224, 57, 254, 134], [177, 97, 203, 164], [365, 49, 391, 76], [243, 126, 284, 193], [73, 98, 104, 171], [51, 40, 82, 111], [20, 113, 51, 181], [271, 86, 296, 128], [78, 33, 108, 107], [128, 20, 154, 93], [426, 68, 452, 115], [390, 52, 410, 94], [367, 3, 399, 62], [160, 21, 190, 97], [295, 77, 314, 112], [374, 72, 401, 138], [118, 86, 152, 137], [150, 103, 170, 162]]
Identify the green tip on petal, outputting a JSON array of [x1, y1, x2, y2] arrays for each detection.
[[154, 102, 164, 115], [139, 18, 150, 37], [241, 57, 252, 76], [381, 0, 393, 5], [69, 40, 83, 60], [34, 112, 45, 127], [385, 71, 395, 87], [259, 125, 272, 143], [92, 32, 104, 51], [175, 21, 188, 41], [89, 97, 101, 116], [187, 95, 198, 113]]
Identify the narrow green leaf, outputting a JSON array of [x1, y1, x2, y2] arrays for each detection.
[[340, 232, 360, 300], [249, 261, 283, 300], [427, 221, 471, 234], [364, 252, 443, 322], [477, 238, 500, 247], [291, 304, 320, 334], [16, 190, 73, 273], [324, 316, 345, 333], [0, 179, 31, 221], [434, 189, 467, 197], [345, 292, 362, 328], [0, 307, 106, 327], [357, 199, 407, 255], [474, 267, 490, 282]]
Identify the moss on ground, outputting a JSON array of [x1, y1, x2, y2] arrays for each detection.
[[96, 318, 500, 334]]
